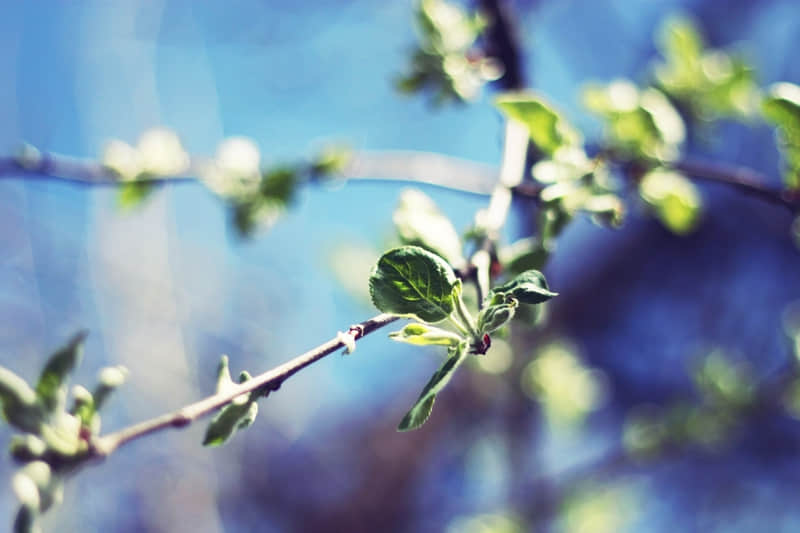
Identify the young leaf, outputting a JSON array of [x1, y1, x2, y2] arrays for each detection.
[[495, 92, 582, 155], [389, 323, 463, 347], [763, 83, 800, 188], [639, 168, 701, 234], [491, 270, 558, 305], [0, 367, 43, 433], [202, 397, 258, 447], [477, 300, 518, 335], [92, 366, 128, 412], [35, 332, 87, 414], [393, 189, 465, 267], [203, 370, 259, 447], [369, 246, 458, 323], [117, 181, 156, 210], [398, 343, 468, 431]]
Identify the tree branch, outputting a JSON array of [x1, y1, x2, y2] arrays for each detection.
[[3, 150, 797, 212], [672, 158, 800, 210], [90, 313, 399, 458]]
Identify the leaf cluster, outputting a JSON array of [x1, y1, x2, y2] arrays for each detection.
[[396, 0, 500, 105], [369, 186, 557, 430], [0, 333, 127, 532]]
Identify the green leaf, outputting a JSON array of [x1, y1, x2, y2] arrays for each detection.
[[495, 92, 582, 155], [477, 300, 518, 335], [639, 168, 701, 234], [203, 369, 259, 447], [117, 181, 156, 210], [763, 83, 800, 188], [491, 270, 558, 305], [369, 246, 458, 323], [583, 81, 685, 161], [92, 365, 128, 412], [393, 189, 465, 267], [389, 323, 463, 347], [35, 332, 86, 414], [231, 197, 285, 237], [311, 145, 352, 178], [0, 367, 42, 433], [398, 343, 468, 431], [654, 15, 759, 120]]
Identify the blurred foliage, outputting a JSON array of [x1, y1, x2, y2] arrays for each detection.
[[623, 349, 756, 459], [654, 15, 760, 122], [495, 92, 583, 156], [0, 333, 126, 532], [762, 83, 800, 188], [583, 80, 686, 162], [638, 168, 701, 234], [396, 0, 501, 104], [521, 341, 607, 427], [394, 188, 466, 268], [446, 511, 524, 533], [560, 483, 637, 533]]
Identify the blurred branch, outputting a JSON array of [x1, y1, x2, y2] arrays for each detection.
[[672, 158, 800, 210], [90, 313, 399, 458], [2, 150, 797, 211]]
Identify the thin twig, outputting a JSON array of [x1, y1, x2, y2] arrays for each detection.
[[672, 158, 800, 210], [91, 313, 399, 458]]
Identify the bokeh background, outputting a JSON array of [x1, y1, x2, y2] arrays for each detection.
[[2, 0, 800, 531]]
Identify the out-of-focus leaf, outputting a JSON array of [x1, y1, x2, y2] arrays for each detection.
[[398, 342, 468, 431], [763, 82, 800, 188], [0, 367, 42, 434], [35, 332, 86, 414], [38, 413, 82, 457], [398, 0, 495, 104], [495, 92, 582, 155], [12, 461, 63, 517], [639, 168, 701, 234], [654, 15, 759, 120], [93, 366, 127, 412], [311, 145, 352, 177], [394, 189, 465, 267], [583, 80, 685, 161], [369, 246, 458, 323], [521, 341, 607, 426], [117, 181, 156, 210]]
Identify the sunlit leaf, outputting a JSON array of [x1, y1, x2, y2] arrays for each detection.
[[639, 168, 701, 234], [0, 367, 42, 434], [389, 322, 463, 347], [495, 92, 582, 155], [398, 343, 468, 431], [654, 15, 759, 120], [763, 83, 800, 188], [583, 81, 685, 161], [369, 246, 458, 323]]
